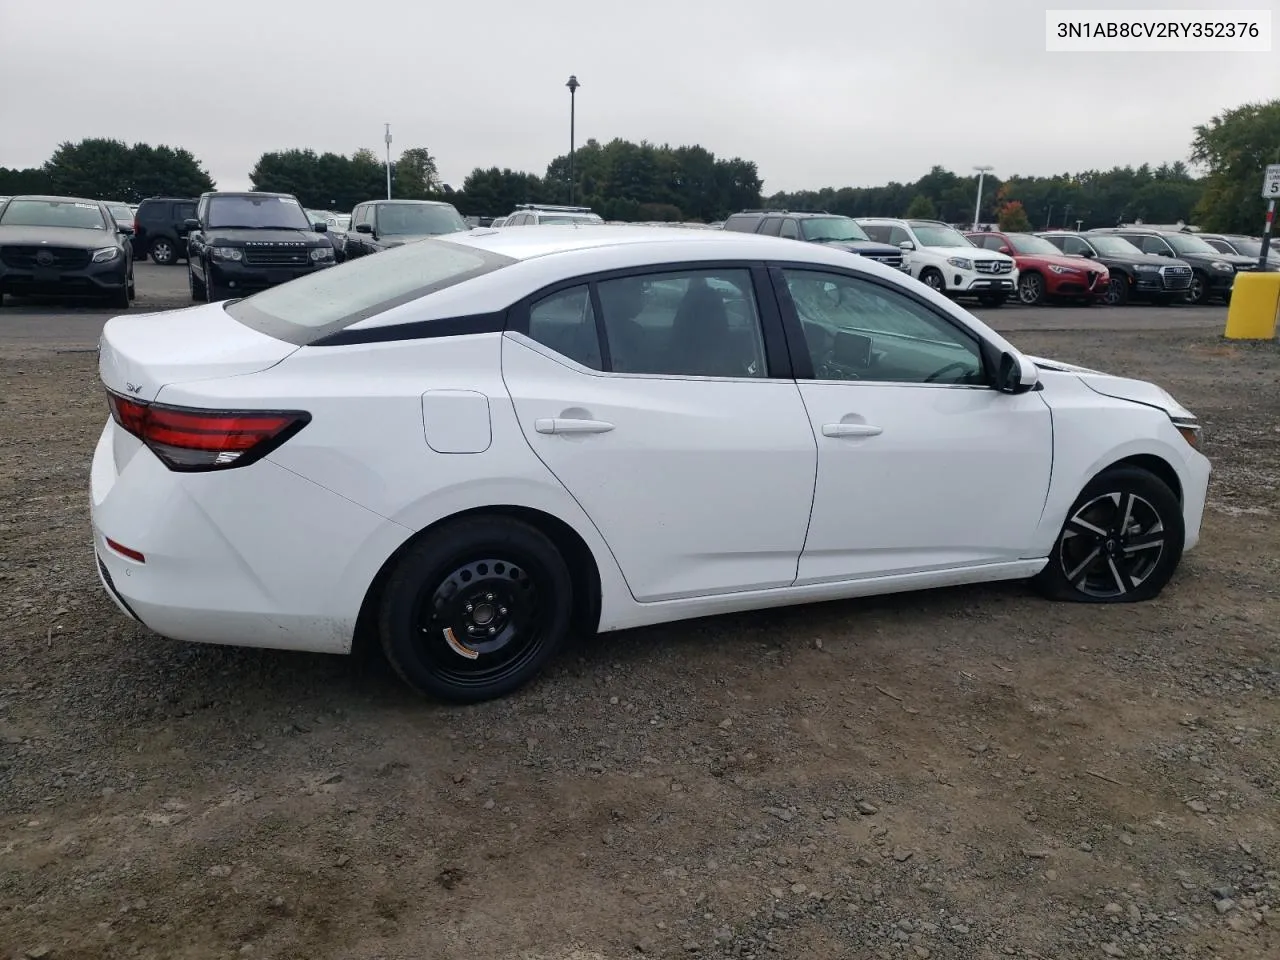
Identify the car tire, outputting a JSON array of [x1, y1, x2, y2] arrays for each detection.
[[1032, 465, 1184, 604], [1103, 274, 1129, 306], [109, 281, 130, 310], [1017, 272, 1045, 305], [189, 266, 206, 302], [127, 270, 136, 301], [919, 267, 945, 293], [150, 238, 177, 266], [378, 516, 575, 703], [204, 262, 226, 302], [1185, 270, 1208, 305]]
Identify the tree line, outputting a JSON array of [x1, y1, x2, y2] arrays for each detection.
[[1, 98, 1275, 233]]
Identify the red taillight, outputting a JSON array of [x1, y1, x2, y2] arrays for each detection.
[[106, 391, 309, 471], [105, 538, 145, 563], [132, 216, 140, 236]]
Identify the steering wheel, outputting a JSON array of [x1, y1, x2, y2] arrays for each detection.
[[924, 361, 972, 383]]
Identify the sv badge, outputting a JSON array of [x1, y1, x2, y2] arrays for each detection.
[[126, 382, 143, 394]]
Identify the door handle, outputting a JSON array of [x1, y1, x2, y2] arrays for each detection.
[[535, 418, 615, 435], [822, 422, 883, 438]]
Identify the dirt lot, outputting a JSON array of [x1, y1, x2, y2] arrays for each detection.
[[1, 307, 1277, 960]]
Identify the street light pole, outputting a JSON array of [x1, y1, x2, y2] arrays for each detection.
[[384, 123, 393, 200], [566, 75, 580, 206], [972, 165, 993, 231]]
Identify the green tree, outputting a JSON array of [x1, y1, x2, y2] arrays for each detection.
[[0, 166, 53, 195], [42, 138, 214, 201], [249, 148, 387, 210], [905, 194, 936, 218], [461, 167, 548, 217], [1190, 98, 1280, 233], [997, 200, 1032, 231], [393, 147, 440, 198]]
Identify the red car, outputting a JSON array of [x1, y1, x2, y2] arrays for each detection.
[[966, 231, 1111, 305]]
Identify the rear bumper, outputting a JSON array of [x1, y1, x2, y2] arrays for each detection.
[[90, 417, 409, 655]]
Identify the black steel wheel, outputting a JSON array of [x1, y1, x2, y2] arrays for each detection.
[[1032, 466, 1184, 603], [378, 516, 574, 702]]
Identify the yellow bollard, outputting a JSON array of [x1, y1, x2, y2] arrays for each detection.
[[1223, 271, 1280, 340]]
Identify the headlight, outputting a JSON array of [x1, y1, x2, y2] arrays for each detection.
[[1211, 261, 1233, 272], [1048, 264, 1082, 275], [309, 247, 334, 261], [211, 246, 243, 261], [92, 247, 120, 263], [947, 257, 973, 270], [1170, 415, 1202, 449]]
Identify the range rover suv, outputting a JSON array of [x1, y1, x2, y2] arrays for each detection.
[[722, 210, 909, 272], [185, 191, 335, 302]]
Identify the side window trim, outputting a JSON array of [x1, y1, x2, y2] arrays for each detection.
[[507, 259, 794, 381], [766, 261, 991, 388]]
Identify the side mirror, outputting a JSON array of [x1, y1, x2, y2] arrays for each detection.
[[355, 222, 373, 234], [898, 240, 915, 251], [312, 221, 327, 232], [183, 218, 200, 231], [1077, 248, 1094, 258], [998, 245, 1012, 255], [996, 351, 1037, 394]]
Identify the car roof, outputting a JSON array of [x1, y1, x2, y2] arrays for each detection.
[[7, 194, 105, 205], [341, 225, 914, 332]]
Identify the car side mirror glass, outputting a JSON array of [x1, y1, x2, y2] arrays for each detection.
[[1078, 248, 1093, 258], [355, 222, 373, 234], [183, 218, 199, 231], [898, 240, 914, 251], [312, 221, 327, 232]]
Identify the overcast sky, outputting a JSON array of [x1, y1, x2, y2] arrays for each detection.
[[1, 0, 1276, 194]]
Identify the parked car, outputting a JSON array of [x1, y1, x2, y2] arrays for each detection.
[[1088, 226, 1257, 304], [490, 216, 509, 228], [503, 203, 603, 226], [185, 191, 335, 301], [133, 196, 198, 265], [1198, 233, 1280, 267], [324, 213, 353, 263], [857, 217, 1017, 306], [0, 194, 134, 308], [1037, 231, 1192, 306], [966, 230, 1111, 305], [342, 199, 469, 260], [92, 226, 1209, 704], [722, 210, 909, 272]]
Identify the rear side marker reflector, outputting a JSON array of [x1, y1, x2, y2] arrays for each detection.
[[105, 538, 145, 563], [106, 391, 310, 472]]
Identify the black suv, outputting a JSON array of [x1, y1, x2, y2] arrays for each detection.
[[721, 210, 908, 271], [185, 191, 335, 302], [1088, 226, 1258, 304], [343, 199, 469, 259], [133, 196, 198, 265], [1037, 231, 1194, 306]]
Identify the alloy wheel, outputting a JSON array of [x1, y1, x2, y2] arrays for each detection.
[[412, 557, 548, 691], [1058, 492, 1165, 599], [1186, 276, 1205, 304], [922, 271, 943, 292], [1103, 277, 1125, 305], [1018, 273, 1043, 305]]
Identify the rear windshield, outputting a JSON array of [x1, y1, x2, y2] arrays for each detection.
[[224, 237, 516, 345]]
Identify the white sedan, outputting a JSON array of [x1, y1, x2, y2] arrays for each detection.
[[91, 226, 1210, 703]]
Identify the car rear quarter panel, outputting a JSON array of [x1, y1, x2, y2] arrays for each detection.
[[155, 332, 633, 625], [1028, 372, 1203, 556]]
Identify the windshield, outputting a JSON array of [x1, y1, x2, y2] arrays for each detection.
[[225, 238, 516, 345], [108, 204, 132, 221], [1165, 232, 1220, 256], [329, 215, 351, 229], [800, 217, 871, 243], [377, 203, 468, 236], [910, 222, 974, 248], [0, 198, 107, 230], [1007, 234, 1062, 256], [207, 195, 312, 230], [1087, 235, 1144, 256]]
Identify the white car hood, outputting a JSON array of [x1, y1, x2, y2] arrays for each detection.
[[1027, 354, 1194, 419]]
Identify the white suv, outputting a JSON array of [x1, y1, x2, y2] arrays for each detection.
[[503, 203, 604, 226], [857, 218, 1018, 306]]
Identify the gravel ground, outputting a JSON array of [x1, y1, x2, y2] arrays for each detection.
[[1, 305, 1277, 960]]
